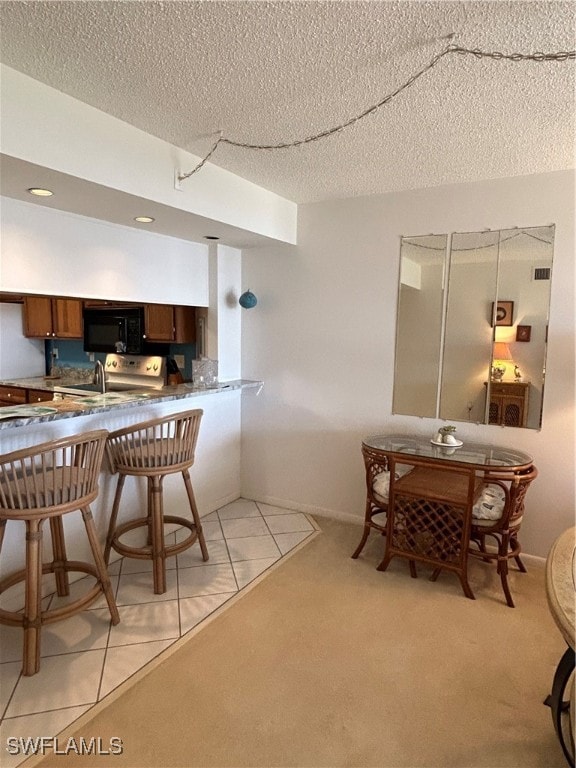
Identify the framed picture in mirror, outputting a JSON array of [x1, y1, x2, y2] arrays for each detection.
[[492, 300, 514, 326], [516, 324, 532, 342]]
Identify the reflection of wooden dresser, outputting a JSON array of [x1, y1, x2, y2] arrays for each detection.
[[485, 382, 530, 427]]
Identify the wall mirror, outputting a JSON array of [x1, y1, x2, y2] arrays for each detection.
[[392, 225, 554, 430]]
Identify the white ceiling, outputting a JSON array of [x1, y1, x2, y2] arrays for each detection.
[[0, 0, 574, 233]]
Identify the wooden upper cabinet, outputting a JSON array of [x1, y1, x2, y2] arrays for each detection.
[[21, 295, 195, 344], [145, 304, 175, 342], [23, 296, 83, 339], [173, 306, 196, 344], [23, 296, 53, 337], [52, 299, 83, 338], [145, 305, 196, 343]]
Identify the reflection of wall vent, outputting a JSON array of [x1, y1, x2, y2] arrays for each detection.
[[533, 267, 551, 281]]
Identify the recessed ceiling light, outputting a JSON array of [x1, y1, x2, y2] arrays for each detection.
[[27, 187, 53, 197], [134, 216, 155, 223], [204, 235, 220, 240]]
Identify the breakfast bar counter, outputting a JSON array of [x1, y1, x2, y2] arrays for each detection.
[[0, 379, 262, 579], [0, 379, 262, 430]]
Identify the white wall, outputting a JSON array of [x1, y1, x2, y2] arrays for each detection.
[[240, 169, 575, 559], [205, 244, 242, 381], [0, 197, 209, 305], [0, 303, 45, 378]]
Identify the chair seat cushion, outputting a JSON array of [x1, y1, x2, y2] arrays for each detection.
[[372, 465, 413, 504], [0, 467, 92, 511], [472, 484, 506, 522]]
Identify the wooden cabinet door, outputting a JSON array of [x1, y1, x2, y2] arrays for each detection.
[[23, 296, 53, 337], [27, 389, 55, 404], [24, 297, 82, 338], [145, 304, 175, 341], [52, 299, 83, 338], [488, 397, 501, 425], [0, 386, 28, 407], [502, 398, 523, 427], [173, 306, 196, 343]]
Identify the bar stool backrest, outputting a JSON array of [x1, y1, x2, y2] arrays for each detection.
[[106, 409, 203, 476], [0, 430, 109, 518]]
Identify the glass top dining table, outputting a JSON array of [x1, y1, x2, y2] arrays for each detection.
[[362, 434, 533, 472]]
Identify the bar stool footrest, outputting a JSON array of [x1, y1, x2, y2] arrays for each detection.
[[0, 561, 117, 627], [108, 515, 202, 561]]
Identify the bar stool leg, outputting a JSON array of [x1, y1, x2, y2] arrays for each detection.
[[146, 477, 154, 547], [105, 474, 126, 565], [81, 506, 120, 625], [150, 476, 166, 594], [23, 519, 43, 676], [183, 469, 209, 561], [49, 516, 70, 597]]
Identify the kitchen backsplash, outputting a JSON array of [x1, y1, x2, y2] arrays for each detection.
[[46, 340, 196, 380]]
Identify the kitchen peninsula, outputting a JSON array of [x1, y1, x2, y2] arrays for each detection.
[[0, 379, 263, 580], [0, 377, 262, 430]]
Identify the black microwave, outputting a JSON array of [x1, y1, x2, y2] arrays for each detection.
[[83, 307, 146, 354]]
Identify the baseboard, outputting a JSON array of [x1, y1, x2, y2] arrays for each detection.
[[472, 544, 545, 568], [201, 490, 241, 517], [245, 493, 546, 566], [249, 493, 362, 526]]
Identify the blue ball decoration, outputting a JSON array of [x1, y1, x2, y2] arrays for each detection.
[[239, 290, 257, 309]]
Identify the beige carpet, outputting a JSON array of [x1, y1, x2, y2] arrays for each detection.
[[30, 516, 566, 768]]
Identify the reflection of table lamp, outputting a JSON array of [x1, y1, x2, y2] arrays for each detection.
[[491, 342, 513, 381]]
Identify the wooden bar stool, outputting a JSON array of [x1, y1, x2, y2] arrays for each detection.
[[0, 430, 120, 676], [104, 409, 209, 594]]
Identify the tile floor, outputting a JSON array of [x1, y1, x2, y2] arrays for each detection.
[[0, 499, 317, 768]]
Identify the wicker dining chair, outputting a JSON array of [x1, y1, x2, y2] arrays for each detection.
[[0, 430, 120, 676], [105, 409, 209, 594], [468, 464, 538, 607], [352, 443, 413, 559], [351, 444, 391, 558]]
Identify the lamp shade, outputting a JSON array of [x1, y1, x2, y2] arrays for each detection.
[[492, 342, 513, 361]]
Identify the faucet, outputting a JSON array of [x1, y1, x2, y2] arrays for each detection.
[[93, 360, 107, 393]]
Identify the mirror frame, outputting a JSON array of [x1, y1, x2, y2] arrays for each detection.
[[392, 225, 555, 430]]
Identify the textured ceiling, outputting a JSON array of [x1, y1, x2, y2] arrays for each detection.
[[0, 0, 574, 205]]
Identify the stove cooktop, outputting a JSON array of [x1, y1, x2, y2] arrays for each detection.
[[56, 354, 166, 396], [54, 381, 145, 395]]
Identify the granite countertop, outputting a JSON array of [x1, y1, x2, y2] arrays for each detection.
[[0, 375, 92, 391], [0, 378, 263, 430], [546, 527, 576, 649]]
